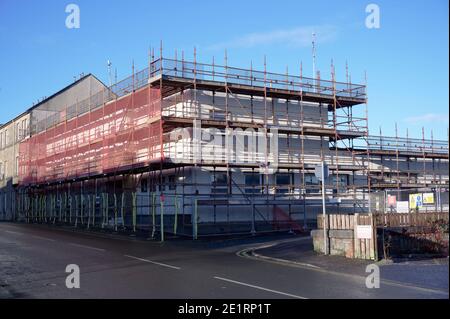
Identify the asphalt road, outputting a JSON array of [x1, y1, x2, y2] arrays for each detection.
[[0, 222, 448, 299]]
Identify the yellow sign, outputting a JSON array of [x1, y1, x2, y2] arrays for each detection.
[[423, 193, 434, 204], [409, 193, 422, 209]]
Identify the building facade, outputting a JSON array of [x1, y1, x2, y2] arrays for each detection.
[[1, 56, 448, 237], [0, 112, 30, 220]]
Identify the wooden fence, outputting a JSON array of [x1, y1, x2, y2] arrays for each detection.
[[374, 212, 449, 228], [318, 212, 449, 229], [316, 212, 449, 260]]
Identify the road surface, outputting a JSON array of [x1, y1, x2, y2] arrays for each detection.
[[0, 222, 448, 299]]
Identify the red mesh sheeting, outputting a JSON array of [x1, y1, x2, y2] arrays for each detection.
[[19, 86, 162, 185]]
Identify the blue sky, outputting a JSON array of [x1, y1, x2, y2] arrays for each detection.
[[0, 0, 448, 139]]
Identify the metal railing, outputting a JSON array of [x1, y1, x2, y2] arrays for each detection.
[[367, 135, 449, 155], [31, 57, 367, 135], [155, 58, 366, 99]]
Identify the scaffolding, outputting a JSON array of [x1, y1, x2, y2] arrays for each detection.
[[13, 46, 447, 238], [357, 128, 449, 189]]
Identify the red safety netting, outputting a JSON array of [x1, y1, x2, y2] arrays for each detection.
[[19, 86, 162, 185], [272, 206, 303, 232]]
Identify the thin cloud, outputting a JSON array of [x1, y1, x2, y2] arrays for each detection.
[[207, 25, 338, 50], [403, 113, 449, 124]]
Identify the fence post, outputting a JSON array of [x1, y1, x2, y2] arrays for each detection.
[[132, 192, 137, 233], [43, 194, 47, 223], [193, 199, 198, 240], [80, 193, 84, 226], [25, 194, 29, 223], [160, 195, 164, 242], [64, 192, 67, 223], [39, 195, 41, 223], [438, 187, 443, 213], [120, 192, 124, 229], [151, 192, 156, 238], [106, 193, 109, 228], [53, 194, 56, 224], [101, 193, 105, 228], [39, 195, 42, 222], [114, 193, 118, 231], [251, 203, 256, 235], [371, 213, 378, 261], [92, 194, 96, 227], [174, 195, 178, 236], [74, 195, 78, 227], [58, 193, 62, 224], [353, 213, 359, 259], [69, 193, 72, 224], [87, 195, 91, 229]]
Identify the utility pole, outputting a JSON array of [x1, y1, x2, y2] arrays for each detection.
[[321, 160, 327, 255], [316, 161, 328, 254]]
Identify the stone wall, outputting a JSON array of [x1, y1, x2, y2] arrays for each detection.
[[311, 229, 355, 258]]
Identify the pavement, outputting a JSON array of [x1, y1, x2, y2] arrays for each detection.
[[249, 237, 449, 292], [0, 222, 448, 299]]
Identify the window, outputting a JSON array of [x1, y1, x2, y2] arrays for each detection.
[[276, 173, 291, 194], [24, 120, 27, 136], [331, 174, 348, 193], [16, 122, 20, 141], [245, 173, 261, 194], [23, 119, 28, 137], [211, 172, 228, 194], [304, 173, 318, 185], [140, 178, 148, 193], [168, 175, 176, 190], [158, 177, 165, 192], [209, 109, 226, 121], [5, 129, 9, 146], [18, 120, 24, 140], [331, 174, 348, 185], [15, 156, 19, 177], [149, 178, 156, 192], [0, 132, 3, 149], [0, 162, 3, 180], [304, 173, 319, 194]]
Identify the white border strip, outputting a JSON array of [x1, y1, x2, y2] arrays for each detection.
[[124, 254, 181, 270], [214, 276, 307, 299]]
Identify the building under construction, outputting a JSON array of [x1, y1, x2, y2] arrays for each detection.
[[0, 50, 448, 238]]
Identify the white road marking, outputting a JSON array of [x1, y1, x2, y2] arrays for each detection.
[[4, 230, 24, 235], [124, 254, 181, 270], [69, 243, 105, 252], [32, 235, 55, 242], [213, 276, 307, 299]]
